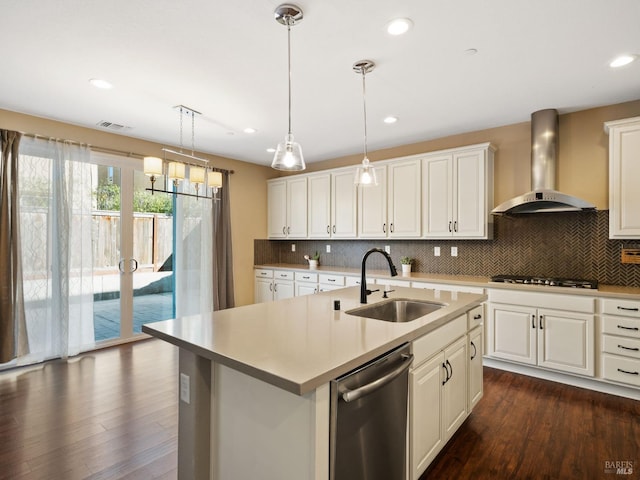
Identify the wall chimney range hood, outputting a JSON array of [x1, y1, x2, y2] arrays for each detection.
[[491, 109, 596, 215]]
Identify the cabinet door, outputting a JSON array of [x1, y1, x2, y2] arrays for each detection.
[[608, 119, 640, 238], [358, 165, 387, 237], [409, 352, 445, 480], [489, 303, 537, 365], [537, 308, 594, 376], [295, 282, 317, 296], [267, 180, 287, 238], [388, 159, 421, 237], [286, 177, 308, 238], [442, 336, 468, 441], [308, 174, 331, 238], [273, 280, 294, 301], [453, 149, 486, 238], [468, 327, 484, 411], [422, 154, 453, 238], [254, 278, 273, 303], [332, 170, 358, 238]]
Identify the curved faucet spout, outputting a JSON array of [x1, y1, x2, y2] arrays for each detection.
[[360, 248, 398, 304]]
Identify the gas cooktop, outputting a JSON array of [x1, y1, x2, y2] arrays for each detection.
[[491, 275, 598, 289]]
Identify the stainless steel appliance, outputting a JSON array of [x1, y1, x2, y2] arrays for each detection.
[[491, 274, 598, 289], [329, 343, 413, 480]]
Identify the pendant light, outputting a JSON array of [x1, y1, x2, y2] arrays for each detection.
[[271, 4, 305, 171], [353, 60, 378, 186]]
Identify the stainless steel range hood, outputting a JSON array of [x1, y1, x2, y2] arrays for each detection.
[[491, 109, 596, 215]]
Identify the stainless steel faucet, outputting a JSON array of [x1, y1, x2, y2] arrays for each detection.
[[360, 248, 398, 303]]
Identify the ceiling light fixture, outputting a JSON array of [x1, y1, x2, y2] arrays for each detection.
[[386, 18, 413, 36], [610, 54, 636, 68], [271, 4, 305, 171], [244, 127, 257, 134], [353, 59, 378, 187], [383, 115, 398, 124], [89, 78, 113, 89]]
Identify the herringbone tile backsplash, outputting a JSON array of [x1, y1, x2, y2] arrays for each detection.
[[254, 210, 640, 287]]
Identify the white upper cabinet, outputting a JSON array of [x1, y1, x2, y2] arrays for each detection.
[[605, 116, 640, 239], [423, 143, 494, 239], [307, 170, 358, 238], [267, 177, 307, 238], [388, 159, 422, 237], [358, 165, 388, 238]]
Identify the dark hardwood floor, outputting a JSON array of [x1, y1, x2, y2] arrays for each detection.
[[1, 339, 638, 480]]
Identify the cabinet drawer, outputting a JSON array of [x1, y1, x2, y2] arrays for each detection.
[[467, 305, 484, 330], [412, 314, 466, 367], [319, 274, 345, 286], [602, 315, 640, 339], [255, 268, 273, 279], [295, 272, 318, 283], [601, 298, 640, 318], [489, 289, 595, 313], [273, 270, 294, 281], [602, 334, 640, 360], [601, 353, 640, 387]]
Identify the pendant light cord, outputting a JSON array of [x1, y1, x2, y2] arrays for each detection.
[[287, 21, 293, 136], [362, 70, 368, 159]]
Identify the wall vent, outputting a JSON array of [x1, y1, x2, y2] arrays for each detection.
[[96, 120, 132, 131]]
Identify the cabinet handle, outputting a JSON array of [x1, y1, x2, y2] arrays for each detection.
[[531, 314, 536, 329], [539, 315, 544, 329], [448, 221, 452, 232], [617, 368, 639, 376], [282, 226, 286, 235], [618, 344, 640, 352], [442, 362, 449, 385], [274, 284, 278, 292], [327, 225, 330, 234], [390, 223, 394, 233], [473, 314, 482, 320], [453, 221, 458, 232], [470, 341, 477, 360], [287, 226, 290, 234], [328, 278, 336, 282], [269, 283, 273, 291], [446, 359, 453, 379], [383, 223, 386, 233], [617, 325, 640, 331], [617, 306, 639, 312], [280, 273, 288, 278], [333, 225, 336, 234], [302, 275, 310, 279]]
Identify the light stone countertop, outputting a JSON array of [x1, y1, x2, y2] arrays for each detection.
[[142, 286, 485, 396], [255, 263, 640, 299]]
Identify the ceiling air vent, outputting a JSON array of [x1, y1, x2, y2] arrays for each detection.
[[96, 120, 132, 131]]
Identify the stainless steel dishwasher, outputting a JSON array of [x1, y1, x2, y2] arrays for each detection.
[[329, 343, 413, 480]]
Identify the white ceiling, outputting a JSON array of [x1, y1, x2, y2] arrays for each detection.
[[2, 0, 639, 167]]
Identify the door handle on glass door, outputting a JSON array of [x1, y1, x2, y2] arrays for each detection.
[[130, 259, 138, 273]]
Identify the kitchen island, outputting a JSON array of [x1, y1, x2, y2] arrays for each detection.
[[143, 285, 486, 480]]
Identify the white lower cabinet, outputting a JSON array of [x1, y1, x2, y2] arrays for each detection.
[[468, 324, 484, 411], [488, 289, 595, 377], [254, 269, 295, 303], [600, 298, 640, 388], [294, 272, 318, 296], [409, 314, 470, 480]]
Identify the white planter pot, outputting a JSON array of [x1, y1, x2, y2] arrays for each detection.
[[308, 260, 318, 269], [401, 264, 412, 275]]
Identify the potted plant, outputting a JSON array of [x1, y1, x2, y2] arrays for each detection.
[[400, 256, 413, 275], [305, 251, 320, 269]]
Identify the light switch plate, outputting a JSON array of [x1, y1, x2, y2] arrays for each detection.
[[451, 246, 458, 257], [326, 245, 331, 253], [385, 245, 391, 254], [291, 244, 296, 252], [434, 246, 441, 257]]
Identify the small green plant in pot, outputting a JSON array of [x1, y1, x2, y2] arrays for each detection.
[[400, 256, 413, 274], [305, 251, 320, 269]]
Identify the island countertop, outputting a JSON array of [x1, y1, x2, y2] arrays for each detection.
[[142, 286, 485, 395]]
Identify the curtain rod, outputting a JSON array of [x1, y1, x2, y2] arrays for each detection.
[[20, 132, 235, 174]]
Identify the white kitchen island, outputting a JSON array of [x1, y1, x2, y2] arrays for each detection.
[[143, 286, 486, 480]]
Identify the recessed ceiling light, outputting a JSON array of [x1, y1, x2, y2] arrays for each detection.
[[610, 54, 636, 68], [244, 127, 257, 134], [383, 116, 398, 124], [386, 18, 413, 36], [89, 78, 113, 89], [266, 148, 276, 153], [464, 48, 478, 56]]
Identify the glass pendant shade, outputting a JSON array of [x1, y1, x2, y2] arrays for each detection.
[[143, 156, 163, 176], [272, 133, 305, 171], [167, 162, 185, 181], [354, 157, 378, 186]]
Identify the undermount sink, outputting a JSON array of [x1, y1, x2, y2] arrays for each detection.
[[346, 298, 445, 323]]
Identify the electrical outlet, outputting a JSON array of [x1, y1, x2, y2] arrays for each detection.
[[434, 246, 441, 257], [451, 246, 458, 257], [291, 244, 296, 252], [326, 245, 331, 253], [180, 373, 190, 404], [385, 245, 391, 254]]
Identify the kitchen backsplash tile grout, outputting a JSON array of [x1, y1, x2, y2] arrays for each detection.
[[254, 211, 640, 287]]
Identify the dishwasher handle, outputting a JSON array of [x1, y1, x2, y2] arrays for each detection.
[[341, 353, 414, 403]]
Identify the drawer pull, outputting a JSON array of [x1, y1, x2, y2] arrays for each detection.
[[617, 325, 640, 331], [618, 344, 640, 352], [280, 274, 288, 277], [328, 278, 336, 282], [617, 368, 639, 376], [617, 306, 639, 312], [302, 276, 310, 280], [473, 314, 482, 320]]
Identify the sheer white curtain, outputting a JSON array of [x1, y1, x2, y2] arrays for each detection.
[[18, 137, 95, 364], [174, 175, 213, 317]]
